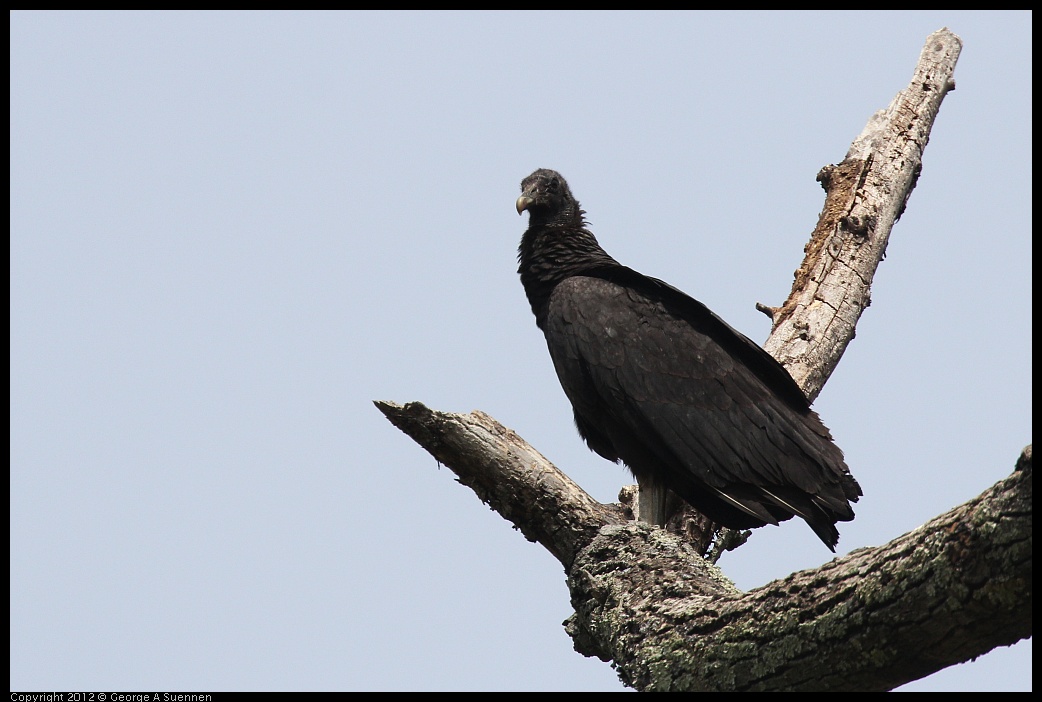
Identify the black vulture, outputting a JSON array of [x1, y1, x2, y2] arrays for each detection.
[[515, 168, 862, 551]]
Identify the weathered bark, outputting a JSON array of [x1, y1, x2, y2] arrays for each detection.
[[374, 401, 626, 569], [376, 400, 1031, 690], [758, 28, 962, 402], [566, 455, 1030, 691], [375, 28, 1031, 691]]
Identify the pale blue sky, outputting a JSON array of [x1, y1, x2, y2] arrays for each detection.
[[11, 11, 1030, 691]]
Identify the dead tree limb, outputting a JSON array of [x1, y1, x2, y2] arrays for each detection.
[[758, 28, 961, 402], [566, 452, 1030, 691], [375, 400, 1030, 690], [374, 400, 626, 569]]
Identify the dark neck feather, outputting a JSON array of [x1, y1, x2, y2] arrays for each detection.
[[517, 216, 619, 329]]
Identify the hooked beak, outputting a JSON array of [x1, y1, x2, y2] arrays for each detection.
[[516, 195, 533, 215]]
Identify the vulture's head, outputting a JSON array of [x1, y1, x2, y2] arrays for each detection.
[[516, 169, 583, 227]]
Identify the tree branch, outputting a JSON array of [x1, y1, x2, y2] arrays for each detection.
[[376, 400, 1030, 690], [374, 400, 626, 569], [758, 27, 962, 402], [566, 449, 1031, 691]]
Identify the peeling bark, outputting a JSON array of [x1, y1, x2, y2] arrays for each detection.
[[759, 28, 962, 402]]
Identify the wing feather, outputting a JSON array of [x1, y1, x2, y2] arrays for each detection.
[[545, 274, 858, 535]]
